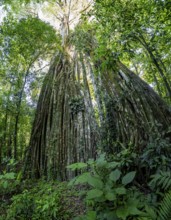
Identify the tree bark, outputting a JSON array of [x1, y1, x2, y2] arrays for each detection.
[[24, 52, 98, 180], [99, 60, 171, 152], [25, 49, 171, 180]]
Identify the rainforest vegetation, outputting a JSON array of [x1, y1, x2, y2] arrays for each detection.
[[0, 0, 171, 219]]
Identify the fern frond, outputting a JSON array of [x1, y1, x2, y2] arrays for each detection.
[[149, 171, 171, 191], [158, 190, 171, 220]]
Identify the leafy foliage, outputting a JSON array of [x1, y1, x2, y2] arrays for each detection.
[[0, 14, 59, 161], [68, 154, 150, 220], [0, 172, 18, 193], [158, 190, 171, 220], [0, 1, 171, 220], [93, 0, 171, 102], [150, 171, 171, 191], [68, 134, 171, 219], [4, 181, 78, 220]]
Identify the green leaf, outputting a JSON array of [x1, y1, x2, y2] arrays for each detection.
[[145, 205, 157, 219], [103, 211, 119, 220], [87, 159, 94, 165], [68, 177, 77, 186], [75, 172, 91, 184], [109, 169, 121, 182], [4, 172, 16, 180], [3, 180, 8, 189], [88, 176, 103, 189], [107, 161, 119, 169], [129, 206, 143, 216], [0, 175, 3, 180], [126, 198, 144, 216], [122, 171, 136, 185], [96, 153, 107, 167], [105, 192, 116, 201], [86, 189, 103, 200], [116, 206, 129, 220], [86, 211, 96, 220], [67, 162, 87, 171], [115, 187, 126, 195], [42, 203, 49, 211], [105, 179, 114, 190]]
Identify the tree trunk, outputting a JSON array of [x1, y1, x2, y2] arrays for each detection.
[[24, 49, 171, 179], [13, 72, 28, 160], [98, 60, 171, 153], [24, 52, 98, 180]]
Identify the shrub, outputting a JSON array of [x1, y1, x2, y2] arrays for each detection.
[[6, 180, 77, 220], [0, 172, 21, 195], [68, 154, 152, 220]]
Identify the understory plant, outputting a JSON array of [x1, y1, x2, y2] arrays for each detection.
[[68, 136, 171, 220], [3, 180, 78, 220], [68, 154, 155, 220]]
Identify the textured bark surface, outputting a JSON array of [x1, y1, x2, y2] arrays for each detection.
[[98, 60, 171, 153], [25, 52, 98, 180], [25, 51, 171, 180]]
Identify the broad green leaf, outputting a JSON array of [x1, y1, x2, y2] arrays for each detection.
[[107, 161, 119, 169], [42, 203, 49, 211], [103, 211, 119, 220], [115, 187, 126, 195], [109, 169, 121, 182], [105, 179, 113, 190], [126, 198, 143, 216], [67, 162, 87, 171], [122, 171, 136, 185], [128, 207, 143, 216], [4, 172, 16, 179], [68, 177, 77, 186], [86, 189, 103, 200], [3, 180, 8, 189], [105, 192, 116, 201], [88, 176, 103, 189], [75, 172, 91, 184], [0, 175, 3, 180], [116, 206, 129, 220]]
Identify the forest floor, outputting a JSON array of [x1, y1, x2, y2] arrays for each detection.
[[0, 177, 86, 220]]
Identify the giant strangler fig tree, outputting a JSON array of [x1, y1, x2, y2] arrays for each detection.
[[24, 0, 171, 180]]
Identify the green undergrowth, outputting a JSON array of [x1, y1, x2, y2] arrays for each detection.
[[1, 135, 171, 220], [0, 177, 84, 220], [67, 136, 171, 220]]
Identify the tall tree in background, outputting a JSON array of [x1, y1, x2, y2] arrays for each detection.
[[24, 0, 171, 180], [25, 0, 99, 180], [0, 15, 58, 163], [1, 0, 171, 179]]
